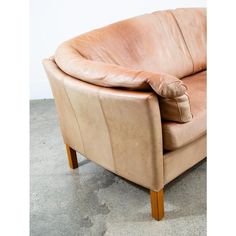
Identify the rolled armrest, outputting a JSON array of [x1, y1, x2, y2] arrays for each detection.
[[55, 41, 187, 99], [43, 58, 164, 191], [55, 42, 192, 122]]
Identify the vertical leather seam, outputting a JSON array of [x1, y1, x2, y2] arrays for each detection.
[[97, 89, 117, 173], [146, 95, 164, 190], [185, 92, 193, 119], [169, 10, 195, 74], [146, 98, 158, 189], [174, 97, 183, 122], [62, 78, 86, 155]]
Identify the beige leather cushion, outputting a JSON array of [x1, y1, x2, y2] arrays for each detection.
[[61, 10, 193, 78], [55, 9, 202, 94], [162, 71, 206, 150]]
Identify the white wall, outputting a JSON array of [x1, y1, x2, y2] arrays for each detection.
[[30, 0, 206, 99]]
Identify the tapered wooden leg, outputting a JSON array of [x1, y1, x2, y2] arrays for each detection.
[[65, 144, 78, 169], [150, 189, 164, 221]]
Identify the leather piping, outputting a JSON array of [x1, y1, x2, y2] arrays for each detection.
[[146, 94, 164, 190]]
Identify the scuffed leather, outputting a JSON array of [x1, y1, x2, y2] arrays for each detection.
[[54, 8, 207, 122], [56, 42, 193, 122], [43, 59, 164, 191], [159, 93, 193, 123], [162, 71, 206, 150], [56, 10, 193, 78], [43, 58, 85, 153], [43, 8, 207, 192], [55, 43, 187, 99]]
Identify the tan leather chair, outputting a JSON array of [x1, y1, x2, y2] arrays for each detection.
[[43, 8, 206, 221]]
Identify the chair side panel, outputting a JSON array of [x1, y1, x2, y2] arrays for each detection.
[[43, 59, 85, 154], [44, 59, 164, 190]]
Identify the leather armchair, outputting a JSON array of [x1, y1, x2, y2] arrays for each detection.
[[43, 7, 206, 220]]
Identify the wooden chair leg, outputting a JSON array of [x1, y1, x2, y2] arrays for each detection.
[[65, 144, 78, 169], [150, 189, 164, 221]]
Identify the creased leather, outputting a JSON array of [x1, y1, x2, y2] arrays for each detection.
[[54, 8, 208, 122], [159, 93, 192, 123], [162, 71, 206, 150], [172, 8, 207, 73], [43, 8, 207, 192], [43, 58, 164, 191], [56, 44, 192, 123], [55, 43, 187, 99], [58, 10, 193, 78]]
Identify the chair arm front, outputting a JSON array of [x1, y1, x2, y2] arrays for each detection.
[[55, 41, 187, 99], [43, 58, 164, 191]]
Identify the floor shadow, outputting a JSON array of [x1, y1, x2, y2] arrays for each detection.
[[113, 159, 206, 221], [77, 153, 206, 221], [78, 159, 91, 167]]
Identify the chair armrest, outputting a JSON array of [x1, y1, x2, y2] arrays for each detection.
[[55, 41, 187, 99], [43, 58, 164, 191]]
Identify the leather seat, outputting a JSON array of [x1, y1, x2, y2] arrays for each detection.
[[162, 71, 206, 151]]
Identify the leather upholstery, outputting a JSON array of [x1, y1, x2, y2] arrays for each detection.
[[162, 71, 206, 150], [55, 42, 191, 123], [55, 44, 187, 98], [43, 8, 207, 193], [43, 58, 164, 191], [164, 135, 206, 184], [159, 94, 192, 123], [53, 8, 207, 123], [55, 10, 193, 78], [172, 8, 207, 73], [43, 58, 85, 153]]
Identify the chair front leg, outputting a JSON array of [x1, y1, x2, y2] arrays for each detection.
[[150, 189, 164, 221], [65, 144, 78, 169]]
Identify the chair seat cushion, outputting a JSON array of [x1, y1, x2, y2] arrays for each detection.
[[162, 71, 206, 151]]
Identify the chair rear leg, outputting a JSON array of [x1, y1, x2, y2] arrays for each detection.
[[150, 189, 164, 220], [65, 144, 78, 169]]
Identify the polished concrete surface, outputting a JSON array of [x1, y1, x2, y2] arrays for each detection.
[[30, 99, 206, 236]]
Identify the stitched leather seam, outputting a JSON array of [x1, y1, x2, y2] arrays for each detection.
[[185, 92, 193, 119], [169, 11, 195, 75], [62, 78, 86, 155], [97, 89, 117, 173], [175, 97, 183, 122], [146, 95, 164, 190]]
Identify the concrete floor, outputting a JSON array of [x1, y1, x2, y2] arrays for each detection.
[[30, 99, 206, 236]]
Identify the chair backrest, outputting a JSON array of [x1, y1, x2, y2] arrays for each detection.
[[68, 8, 206, 78]]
